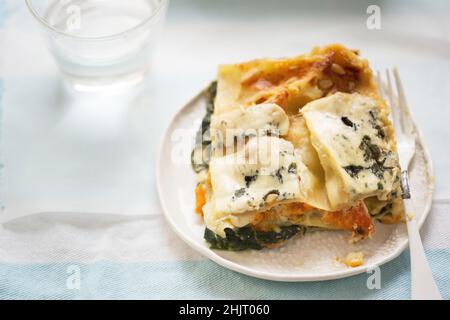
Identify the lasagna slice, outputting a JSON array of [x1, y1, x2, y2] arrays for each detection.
[[192, 44, 404, 250]]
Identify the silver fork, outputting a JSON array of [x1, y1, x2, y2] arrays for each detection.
[[378, 68, 441, 300]]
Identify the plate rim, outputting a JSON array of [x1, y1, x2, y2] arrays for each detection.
[[156, 86, 435, 282]]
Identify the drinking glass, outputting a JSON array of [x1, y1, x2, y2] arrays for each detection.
[[26, 0, 169, 91]]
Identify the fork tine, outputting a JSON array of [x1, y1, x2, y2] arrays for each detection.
[[385, 69, 401, 133], [393, 68, 415, 134], [385, 69, 395, 108], [376, 70, 383, 97]]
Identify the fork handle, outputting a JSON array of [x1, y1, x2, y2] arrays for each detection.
[[403, 198, 442, 300]]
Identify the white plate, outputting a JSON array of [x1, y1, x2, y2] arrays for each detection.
[[156, 87, 434, 282]]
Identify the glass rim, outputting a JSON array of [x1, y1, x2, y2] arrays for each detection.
[[25, 0, 168, 41]]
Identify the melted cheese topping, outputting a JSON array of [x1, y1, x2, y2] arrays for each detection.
[[214, 44, 377, 115], [302, 93, 399, 209], [206, 135, 303, 236], [197, 44, 404, 240], [209, 135, 301, 216]]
